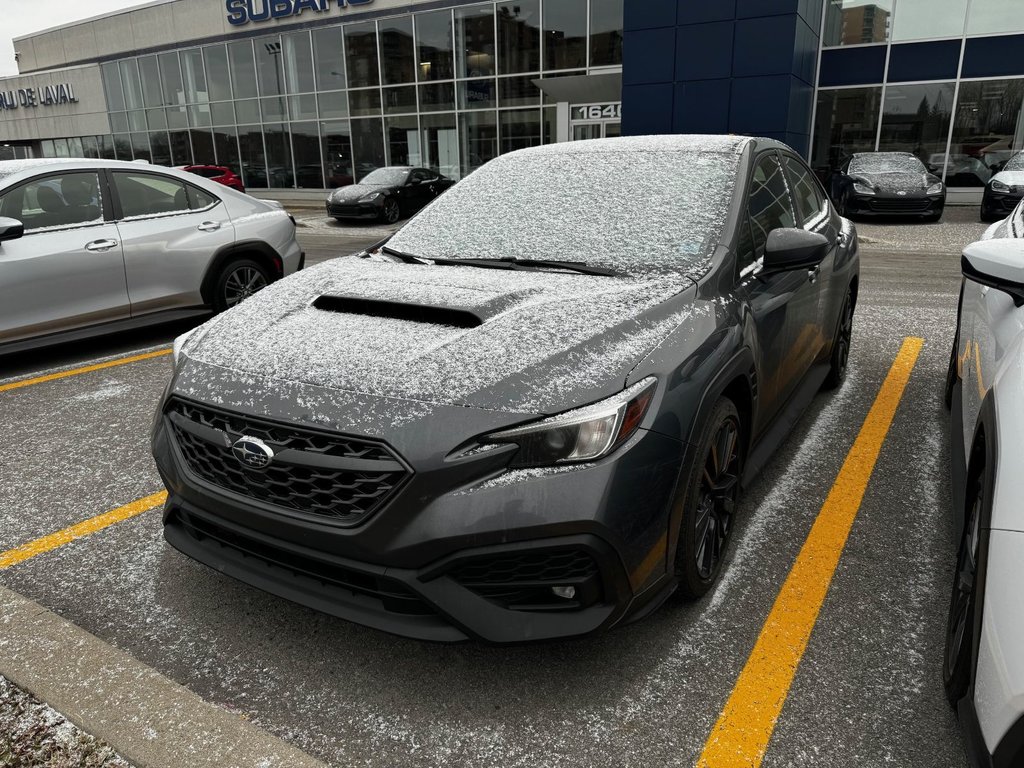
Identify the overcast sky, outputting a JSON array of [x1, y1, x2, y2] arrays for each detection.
[[0, 0, 143, 77]]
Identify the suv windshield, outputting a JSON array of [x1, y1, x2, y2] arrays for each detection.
[[386, 148, 739, 277], [850, 153, 926, 175], [361, 168, 410, 186]]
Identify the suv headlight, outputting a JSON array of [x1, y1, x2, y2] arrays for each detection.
[[360, 191, 382, 202], [483, 378, 657, 468], [927, 182, 944, 195], [853, 182, 875, 195], [992, 179, 1011, 193], [172, 327, 198, 366]]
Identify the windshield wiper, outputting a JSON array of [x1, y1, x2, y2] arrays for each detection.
[[370, 245, 429, 264], [431, 257, 618, 277]]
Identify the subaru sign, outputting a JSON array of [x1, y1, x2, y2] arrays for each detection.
[[226, 0, 374, 26]]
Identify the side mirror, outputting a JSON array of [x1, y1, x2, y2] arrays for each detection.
[[962, 239, 1024, 306], [762, 228, 830, 274], [0, 216, 24, 243]]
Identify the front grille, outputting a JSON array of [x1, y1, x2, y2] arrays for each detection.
[[167, 399, 410, 527], [868, 198, 932, 213], [328, 203, 370, 216], [449, 549, 602, 611], [175, 511, 433, 615]]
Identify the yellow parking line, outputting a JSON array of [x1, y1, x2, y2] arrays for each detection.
[[0, 492, 168, 570], [0, 349, 172, 394], [697, 337, 924, 768]]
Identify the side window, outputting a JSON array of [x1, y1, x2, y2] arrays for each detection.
[[784, 156, 827, 226], [409, 169, 429, 184], [0, 172, 104, 232], [187, 184, 219, 210], [748, 153, 797, 257], [113, 172, 190, 218]]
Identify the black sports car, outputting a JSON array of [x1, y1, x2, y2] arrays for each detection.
[[981, 151, 1024, 222], [830, 151, 945, 220], [153, 136, 859, 643], [326, 166, 455, 224]]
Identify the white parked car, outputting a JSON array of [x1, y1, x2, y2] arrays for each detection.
[[944, 236, 1024, 767], [0, 158, 304, 354]]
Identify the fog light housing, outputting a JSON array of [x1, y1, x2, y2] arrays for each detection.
[[551, 585, 576, 599]]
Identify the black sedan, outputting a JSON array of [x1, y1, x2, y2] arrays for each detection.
[[830, 151, 945, 221], [981, 151, 1024, 222], [326, 166, 455, 224], [152, 136, 859, 643]]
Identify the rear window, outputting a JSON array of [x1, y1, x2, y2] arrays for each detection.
[[387, 149, 740, 276]]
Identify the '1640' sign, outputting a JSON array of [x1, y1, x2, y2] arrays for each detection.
[[0, 83, 79, 112]]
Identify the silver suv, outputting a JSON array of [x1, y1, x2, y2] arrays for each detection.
[[0, 159, 303, 353]]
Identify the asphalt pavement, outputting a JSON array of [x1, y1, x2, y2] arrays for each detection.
[[0, 210, 986, 767]]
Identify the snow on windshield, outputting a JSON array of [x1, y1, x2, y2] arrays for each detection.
[[1004, 152, 1024, 172], [850, 153, 926, 175], [388, 136, 747, 278]]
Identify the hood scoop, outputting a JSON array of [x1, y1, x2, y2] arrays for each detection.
[[313, 294, 484, 328]]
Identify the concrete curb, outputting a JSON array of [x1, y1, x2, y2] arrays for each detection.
[[0, 585, 328, 768]]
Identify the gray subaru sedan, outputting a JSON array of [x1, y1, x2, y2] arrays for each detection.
[[0, 159, 303, 354]]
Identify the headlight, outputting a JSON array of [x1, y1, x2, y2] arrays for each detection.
[[360, 191, 382, 202], [992, 179, 1011, 193], [483, 378, 657, 468], [852, 182, 875, 195], [927, 182, 944, 195], [172, 328, 198, 366]]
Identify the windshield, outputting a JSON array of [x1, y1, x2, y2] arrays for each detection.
[[1004, 152, 1024, 172], [386, 148, 740, 277], [361, 168, 410, 186], [850, 153, 926, 175]]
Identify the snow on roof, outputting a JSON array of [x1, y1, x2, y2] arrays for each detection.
[[511, 134, 755, 158]]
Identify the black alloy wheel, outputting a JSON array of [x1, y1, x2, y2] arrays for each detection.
[[382, 198, 401, 224], [824, 289, 854, 390], [944, 471, 984, 706], [214, 258, 271, 312], [677, 398, 743, 598]]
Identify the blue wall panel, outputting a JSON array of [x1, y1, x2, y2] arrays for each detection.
[[887, 40, 961, 82], [676, 0, 736, 24], [622, 84, 675, 135], [674, 79, 732, 134], [733, 15, 797, 77], [962, 34, 1024, 78], [818, 46, 887, 86], [676, 22, 734, 81], [622, 27, 676, 85], [624, 1, 677, 31]]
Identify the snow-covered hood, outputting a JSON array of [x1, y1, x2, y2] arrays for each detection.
[[179, 257, 700, 415], [990, 170, 1024, 190], [851, 171, 937, 193], [330, 183, 388, 202]]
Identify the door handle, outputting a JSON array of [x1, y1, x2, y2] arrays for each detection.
[[85, 239, 118, 252], [197, 221, 222, 232]]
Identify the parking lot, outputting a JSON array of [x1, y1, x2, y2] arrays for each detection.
[[0, 210, 990, 766]]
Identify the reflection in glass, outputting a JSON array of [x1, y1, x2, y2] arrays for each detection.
[[191, 128, 215, 165], [542, 106, 557, 144], [120, 60, 144, 110], [291, 122, 323, 188], [110, 112, 129, 133], [416, 10, 454, 81], [313, 28, 346, 91], [261, 96, 288, 122], [213, 127, 241, 172], [130, 133, 152, 162], [460, 79, 496, 109], [321, 121, 354, 187], [891, 0, 968, 41], [282, 32, 315, 94], [101, 63, 125, 112], [139, 56, 163, 107], [204, 45, 232, 101], [128, 110, 147, 132], [158, 52, 184, 107], [147, 108, 167, 131], [967, 0, 1024, 35], [460, 110, 498, 176], [456, 6, 496, 78], [256, 37, 285, 97], [387, 115, 421, 165], [238, 126, 267, 187], [167, 105, 188, 130], [877, 82, 955, 173], [181, 49, 207, 104], [544, 0, 587, 70], [822, 0, 893, 47], [381, 17, 416, 85], [319, 91, 349, 120], [169, 131, 192, 166], [113, 134, 133, 161], [384, 86, 418, 115], [264, 124, 294, 187], [188, 104, 212, 128], [590, 0, 624, 66], [499, 77, 540, 108], [82, 136, 99, 159], [346, 22, 380, 88], [228, 41, 258, 99], [500, 109, 542, 154], [497, 0, 540, 74], [351, 117, 386, 180], [419, 82, 456, 112], [98, 136, 116, 160], [811, 87, 882, 178], [235, 99, 260, 124], [949, 79, 1024, 187], [211, 102, 235, 126], [421, 112, 459, 178], [350, 89, 383, 117], [149, 132, 171, 165], [289, 94, 318, 122]]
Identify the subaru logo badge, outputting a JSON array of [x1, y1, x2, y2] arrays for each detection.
[[897, 190, 907, 196], [232, 436, 275, 470]]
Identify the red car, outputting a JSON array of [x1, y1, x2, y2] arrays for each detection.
[[181, 165, 246, 193]]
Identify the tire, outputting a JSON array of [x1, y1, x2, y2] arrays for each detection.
[[944, 466, 984, 706], [980, 211, 998, 223], [675, 398, 743, 599], [823, 288, 854, 391], [381, 198, 401, 224], [213, 258, 271, 313]]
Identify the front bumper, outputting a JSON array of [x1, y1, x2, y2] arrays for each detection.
[[326, 200, 382, 220], [982, 188, 1024, 218], [151, 398, 686, 643], [846, 192, 945, 217]]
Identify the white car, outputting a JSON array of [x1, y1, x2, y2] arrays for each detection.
[[0, 158, 304, 354], [945, 236, 1024, 767], [981, 151, 1024, 223]]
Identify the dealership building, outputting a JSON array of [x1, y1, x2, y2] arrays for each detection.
[[0, 0, 1021, 202]]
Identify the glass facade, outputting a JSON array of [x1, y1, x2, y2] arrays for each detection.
[[50, 0, 621, 188], [814, 0, 1024, 189]]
